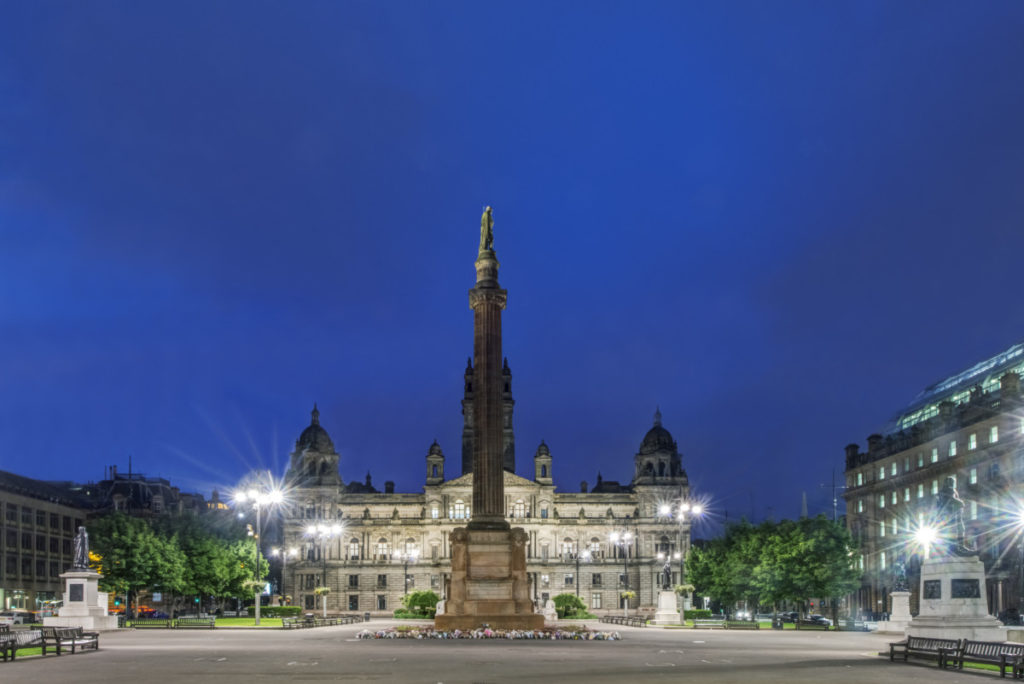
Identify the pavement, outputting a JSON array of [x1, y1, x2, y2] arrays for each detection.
[[1, 621, 991, 683]]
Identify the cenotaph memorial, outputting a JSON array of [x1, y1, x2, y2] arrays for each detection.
[[44, 526, 121, 631], [434, 208, 545, 631], [903, 478, 1006, 640]]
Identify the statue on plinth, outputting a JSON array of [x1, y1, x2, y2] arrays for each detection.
[[661, 559, 673, 591], [892, 559, 908, 592], [937, 477, 975, 556], [72, 526, 90, 570]]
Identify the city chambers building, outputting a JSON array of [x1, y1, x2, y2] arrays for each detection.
[[279, 394, 694, 617], [843, 341, 1024, 619]]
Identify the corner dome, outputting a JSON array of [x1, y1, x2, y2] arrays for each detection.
[[297, 404, 335, 453], [639, 408, 676, 455]]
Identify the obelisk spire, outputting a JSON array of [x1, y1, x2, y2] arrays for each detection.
[[468, 206, 508, 529]]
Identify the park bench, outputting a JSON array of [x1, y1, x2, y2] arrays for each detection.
[[339, 614, 362, 624], [0, 629, 43, 662], [889, 635, 960, 666], [725, 620, 759, 630], [693, 619, 727, 629], [281, 617, 302, 629], [599, 616, 645, 627], [0, 625, 9, 634], [175, 616, 216, 629], [948, 639, 1024, 676], [128, 617, 173, 628], [41, 626, 99, 656]]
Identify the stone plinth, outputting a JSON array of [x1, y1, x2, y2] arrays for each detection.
[[905, 555, 1006, 641], [876, 591, 911, 634], [43, 570, 120, 631], [435, 527, 545, 631], [651, 590, 680, 625]]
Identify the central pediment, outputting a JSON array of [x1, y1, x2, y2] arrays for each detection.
[[437, 471, 545, 489]]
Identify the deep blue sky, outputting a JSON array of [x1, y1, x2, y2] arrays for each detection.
[[1, 2, 1022, 528]]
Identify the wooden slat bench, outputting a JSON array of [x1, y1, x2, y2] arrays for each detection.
[[0, 629, 43, 662], [175, 617, 215, 629], [950, 639, 1024, 676], [889, 636, 961, 666], [725, 620, 760, 630], [795, 620, 830, 630], [693, 619, 727, 629], [41, 627, 99, 656], [128, 618, 173, 628]]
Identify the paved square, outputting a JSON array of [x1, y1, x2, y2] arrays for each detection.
[[1, 623, 970, 683]]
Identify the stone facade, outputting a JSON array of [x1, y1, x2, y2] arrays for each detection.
[[280, 405, 692, 616], [843, 341, 1024, 620]]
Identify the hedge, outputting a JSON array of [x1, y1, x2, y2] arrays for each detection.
[[246, 605, 304, 617], [684, 609, 711, 620]]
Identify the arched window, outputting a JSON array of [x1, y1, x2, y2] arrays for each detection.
[[561, 538, 576, 558], [541, 465, 547, 478], [658, 535, 671, 555], [375, 538, 390, 560], [431, 465, 438, 477], [405, 538, 417, 555], [644, 462, 654, 474], [348, 538, 360, 560], [658, 462, 666, 476], [589, 537, 602, 557], [512, 499, 526, 518]]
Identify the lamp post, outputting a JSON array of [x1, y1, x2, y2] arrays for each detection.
[[609, 530, 633, 617], [401, 548, 420, 597], [574, 538, 592, 598], [271, 547, 298, 603], [305, 523, 343, 618], [235, 484, 283, 626], [677, 501, 703, 611]]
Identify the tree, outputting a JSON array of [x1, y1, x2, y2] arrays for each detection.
[[401, 590, 440, 617], [89, 513, 186, 617]]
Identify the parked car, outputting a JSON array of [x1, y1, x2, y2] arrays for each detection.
[[0, 610, 31, 624], [778, 611, 798, 623], [734, 609, 752, 620], [807, 614, 833, 626]]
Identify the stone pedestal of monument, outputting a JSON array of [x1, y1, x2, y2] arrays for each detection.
[[905, 556, 1006, 640], [652, 591, 680, 625], [43, 570, 120, 631], [434, 527, 545, 631], [542, 599, 558, 623], [876, 591, 912, 633]]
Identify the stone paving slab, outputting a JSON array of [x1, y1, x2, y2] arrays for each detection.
[[0, 620, 987, 683]]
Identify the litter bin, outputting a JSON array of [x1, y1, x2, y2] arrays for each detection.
[[364, 612, 371, 622], [771, 617, 783, 630]]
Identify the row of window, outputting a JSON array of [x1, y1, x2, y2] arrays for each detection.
[[3, 555, 62, 579], [856, 468, 992, 514], [853, 424, 1012, 488], [2, 530, 74, 555], [1, 505, 81, 532]]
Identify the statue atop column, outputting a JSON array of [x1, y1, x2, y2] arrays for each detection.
[[479, 206, 494, 254], [72, 526, 90, 570]]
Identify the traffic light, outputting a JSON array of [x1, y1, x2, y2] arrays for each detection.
[[114, 598, 121, 606]]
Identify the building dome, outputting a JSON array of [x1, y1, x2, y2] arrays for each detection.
[[428, 440, 443, 456], [297, 404, 335, 453], [639, 408, 676, 455]]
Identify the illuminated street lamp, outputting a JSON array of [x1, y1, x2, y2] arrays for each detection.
[[575, 543, 592, 598], [235, 484, 284, 626], [305, 523, 343, 617], [915, 525, 938, 559], [609, 530, 634, 616], [401, 547, 420, 597], [270, 547, 299, 602]]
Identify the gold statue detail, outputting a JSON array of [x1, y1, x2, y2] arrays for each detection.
[[479, 206, 494, 253]]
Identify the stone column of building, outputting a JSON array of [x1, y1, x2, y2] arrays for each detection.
[[468, 223, 508, 529]]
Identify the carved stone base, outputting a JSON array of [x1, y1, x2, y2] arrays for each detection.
[[905, 555, 1007, 640], [651, 590, 680, 625], [434, 526, 545, 631]]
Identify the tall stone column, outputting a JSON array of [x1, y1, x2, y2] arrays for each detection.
[[469, 246, 507, 529], [435, 207, 544, 631]]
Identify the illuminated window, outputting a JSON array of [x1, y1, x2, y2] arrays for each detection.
[[375, 538, 390, 559], [891, 491, 897, 505], [931, 448, 939, 463], [904, 456, 910, 472], [561, 538, 575, 557], [857, 500, 864, 513], [970, 500, 978, 520], [890, 463, 897, 476], [990, 426, 999, 443], [931, 480, 939, 495], [878, 467, 885, 481], [451, 500, 468, 519], [512, 500, 526, 518], [917, 453, 924, 468], [904, 488, 910, 502], [917, 484, 924, 498], [348, 539, 360, 560], [878, 495, 885, 509], [879, 521, 885, 538], [591, 593, 602, 609], [1020, 418, 1024, 435], [891, 518, 897, 535], [857, 472, 863, 486], [949, 441, 957, 457], [970, 468, 977, 485], [431, 506, 439, 519], [968, 434, 977, 450], [858, 555, 865, 571], [880, 551, 886, 570]]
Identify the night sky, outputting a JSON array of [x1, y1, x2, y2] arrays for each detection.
[[2, 2, 1022, 531]]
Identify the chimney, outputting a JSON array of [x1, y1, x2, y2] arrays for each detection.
[[384, 481, 395, 494], [866, 434, 883, 453], [1001, 372, 1021, 397]]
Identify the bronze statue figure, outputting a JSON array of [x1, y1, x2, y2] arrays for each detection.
[[479, 206, 494, 253], [661, 559, 673, 591], [72, 526, 90, 570], [937, 477, 975, 556]]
